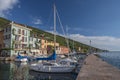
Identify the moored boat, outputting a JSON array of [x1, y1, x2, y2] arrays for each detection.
[[30, 57, 77, 73]]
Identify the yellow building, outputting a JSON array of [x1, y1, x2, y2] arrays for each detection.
[[41, 39, 60, 54], [41, 39, 59, 49]]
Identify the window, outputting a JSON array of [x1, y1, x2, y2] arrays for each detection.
[[24, 44, 27, 48], [22, 44, 24, 48], [25, 31, 27, 36], [22, 30, 24, 35], [24, 37, 27, 42], [4, 36, 5, 40], [9, 27, 11, 31], [15, 35, 19, 40], [30, 37, 33, 41], [6, 35, 7, 39], [6, 28, 7, 32], [15, 44, 18, 49], [8, 34, 11, 39], [18, 29, 21, 34], [22, 37, 24, 42]]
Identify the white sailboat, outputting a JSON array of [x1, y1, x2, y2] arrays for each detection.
[[30, 4, 77, 73]]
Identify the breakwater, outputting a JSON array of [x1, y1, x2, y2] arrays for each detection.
[[76, 54, 120, 80]]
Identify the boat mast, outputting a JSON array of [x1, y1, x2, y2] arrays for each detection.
[[73, 40, 74, 52], [89, 40, 92, 54], [66, 26, 70, 57], [54, 4, 56, 51]]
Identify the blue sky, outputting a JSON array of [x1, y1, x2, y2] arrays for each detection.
[[1, 0, 120, 51]]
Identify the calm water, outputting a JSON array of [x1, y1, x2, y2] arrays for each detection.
[[98, 52, 120, 69], [0, 54, 87, 80], [0, 61, 77, 80]]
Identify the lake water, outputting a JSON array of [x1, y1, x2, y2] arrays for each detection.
[[0, 61, 77, 80], [0, 54, 87, 80], [98, 52, 120, 69], [1, 52, 119, 80]]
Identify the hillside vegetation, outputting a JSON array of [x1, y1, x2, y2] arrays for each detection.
[[0, 17, 105, 53]]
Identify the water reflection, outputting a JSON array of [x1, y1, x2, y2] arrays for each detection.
[[29, 70, 77, 80], [0, 61, 77, 80]]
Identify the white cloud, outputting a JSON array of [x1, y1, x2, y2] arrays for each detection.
[[0, 0, 19, 17], [69, 34, 120, 51], [46, 31, 120, 51], [32, 18, 43, 25]]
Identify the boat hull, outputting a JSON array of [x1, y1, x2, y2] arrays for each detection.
[[30, 65, 75, 73], [15, 58, 28, 62]]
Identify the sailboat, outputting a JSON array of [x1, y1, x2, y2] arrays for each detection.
[[30, 4, 77, 73]]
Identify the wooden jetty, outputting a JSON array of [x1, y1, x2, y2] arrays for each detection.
[[76, 54, 120, 80]]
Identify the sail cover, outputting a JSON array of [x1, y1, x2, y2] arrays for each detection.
[[36, 51, 56, 60]]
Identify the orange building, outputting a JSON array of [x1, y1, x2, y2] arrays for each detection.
[[59, 46, 69, 54], [41, 39, 47, 49]]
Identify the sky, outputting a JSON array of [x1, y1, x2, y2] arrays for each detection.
[[1, 0, 120, 51]]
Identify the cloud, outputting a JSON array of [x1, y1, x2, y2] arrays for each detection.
[[46, 31, 120, 51], [0, 0, 19, 17], [32, 18, 43, 25], [69, 34, 120, 51]]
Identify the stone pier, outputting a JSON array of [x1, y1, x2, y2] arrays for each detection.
[[76, 54, 120, 80]]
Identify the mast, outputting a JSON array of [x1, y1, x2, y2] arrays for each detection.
[[66, 26, 70, 57], [89, 40, 92, 54], [73, 40, 74, 52], [54, 4, 56, 51]]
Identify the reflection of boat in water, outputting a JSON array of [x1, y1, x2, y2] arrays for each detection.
[[29, 70, 77, 80]]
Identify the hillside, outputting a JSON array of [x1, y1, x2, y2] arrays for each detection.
[[0, 17, 104, 53]]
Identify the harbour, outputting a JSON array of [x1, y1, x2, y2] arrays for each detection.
[[1, 0, 120, 80], [0, 53, 86, 80], [0, 52, 120, 80]]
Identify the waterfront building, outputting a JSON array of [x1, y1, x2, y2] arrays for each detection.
[[0, 22, 70, 57], [1, 22, 49, 57], [29, 33, 47, 56], [2, 22, 32, 57], [40, 39, 60, 54], [59, 46, 69, 54]]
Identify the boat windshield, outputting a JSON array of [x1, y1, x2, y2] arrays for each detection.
[[59, 61, 69, 65]]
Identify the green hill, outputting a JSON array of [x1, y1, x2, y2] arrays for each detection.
[[0, 17, 105, 53]]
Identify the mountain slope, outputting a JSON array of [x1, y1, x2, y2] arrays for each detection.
[[0, 17, 105, 53]]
